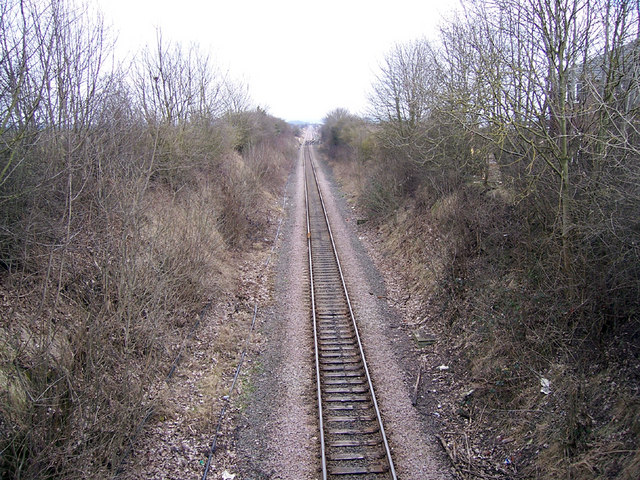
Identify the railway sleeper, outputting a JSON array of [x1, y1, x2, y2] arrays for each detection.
[[328, 438, 382, 448], [314, 290, 346, 296], [312, 265, 337, 271], [315, 299, 349, 306], [318, 339, 355, 345], [326, 414, 376, 422], [317, 312, 350, 318], [317, 316, 351, 322], [320, 344, 357, 350], [324, 370, 362, 378], [317, 327, 354, 333], [317, 325, 353, 333], [317, 320, 350, 326], [312, 261, 340, 268], [317, 324, 353, 332], [318, 335, 356, 342], [325, 404, 363, 411], [324, 394, 369, 402], [313, 283, 344, 290], [328, 463, 389, 476], [320, 358, 362, 365], [315, 305, 350, 312], [320, 352, 359, 359], [312, 272, 342, 279], [321, 363, 364, 371], [330, 450, 386, 461], [320, 348, 358, 355], [315, 298, 347, 305], [327, 425, 380, 435], [319, 339, 356, 346], [317, 323, 352, 330], [324, 385, 369, 394], [324, 378, 366, 386]]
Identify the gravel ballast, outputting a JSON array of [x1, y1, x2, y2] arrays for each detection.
[[235, 146, 455, 479]]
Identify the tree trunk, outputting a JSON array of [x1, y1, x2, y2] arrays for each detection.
[[560, 155, 571, 271]]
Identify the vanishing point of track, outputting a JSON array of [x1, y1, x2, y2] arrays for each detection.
[[303, 145, 397, 480]]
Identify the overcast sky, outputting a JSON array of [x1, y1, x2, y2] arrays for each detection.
[[97, 0, 460, 123]]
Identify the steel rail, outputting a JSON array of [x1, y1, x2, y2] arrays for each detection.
[[304, 144, 397, 479], [304, 144, 328, 480]]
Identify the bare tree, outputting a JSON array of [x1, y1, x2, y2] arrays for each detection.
[[369, 39, 438, 163], [437, 0, 603, 267], [134, 31, 226, 126], [0, 0, 52, 195]]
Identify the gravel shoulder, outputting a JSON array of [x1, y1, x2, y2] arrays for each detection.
[[235, 147, 318, 479]]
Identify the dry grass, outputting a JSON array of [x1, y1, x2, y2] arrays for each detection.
[[0, 113, 297, 479], [0, 179, 228, 477], [329, 148, 640, 479]]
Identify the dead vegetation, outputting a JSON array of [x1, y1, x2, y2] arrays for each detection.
[[322, 21, 640, 471], [334, 148, 640, 479], [0, 1, 298, 478], [328, 147, 640, 478], [319, 1, 640, 476]]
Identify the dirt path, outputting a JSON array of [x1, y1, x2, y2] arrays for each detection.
[[235, 147, 455, 479]]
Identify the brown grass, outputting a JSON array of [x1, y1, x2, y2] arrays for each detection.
[[328, 147, 640, 480], [0, 113, 297, 478]]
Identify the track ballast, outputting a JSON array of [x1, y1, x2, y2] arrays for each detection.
[[303, 144, 397, 480]]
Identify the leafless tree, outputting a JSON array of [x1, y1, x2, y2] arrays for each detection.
[[0, 0, 52, 195], [134, 30, 230, 126], [369, 39, 439, 163], [436, 0, 633, 268]]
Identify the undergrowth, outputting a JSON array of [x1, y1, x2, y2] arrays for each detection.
[[0, 111, 297, 478], [327, 147, 640, 479]]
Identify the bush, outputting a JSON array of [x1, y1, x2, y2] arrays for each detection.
[[0, 3, 298, 474]]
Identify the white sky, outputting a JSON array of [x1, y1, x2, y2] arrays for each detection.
[[97, 0, 460, 123]]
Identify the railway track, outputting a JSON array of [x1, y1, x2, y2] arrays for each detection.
[[303, 145, 397, 480]]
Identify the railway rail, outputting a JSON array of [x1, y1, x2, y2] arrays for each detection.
[[303, 144, 397, 480]]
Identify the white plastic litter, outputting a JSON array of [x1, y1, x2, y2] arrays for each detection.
[[540, 377, 551, 395]]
